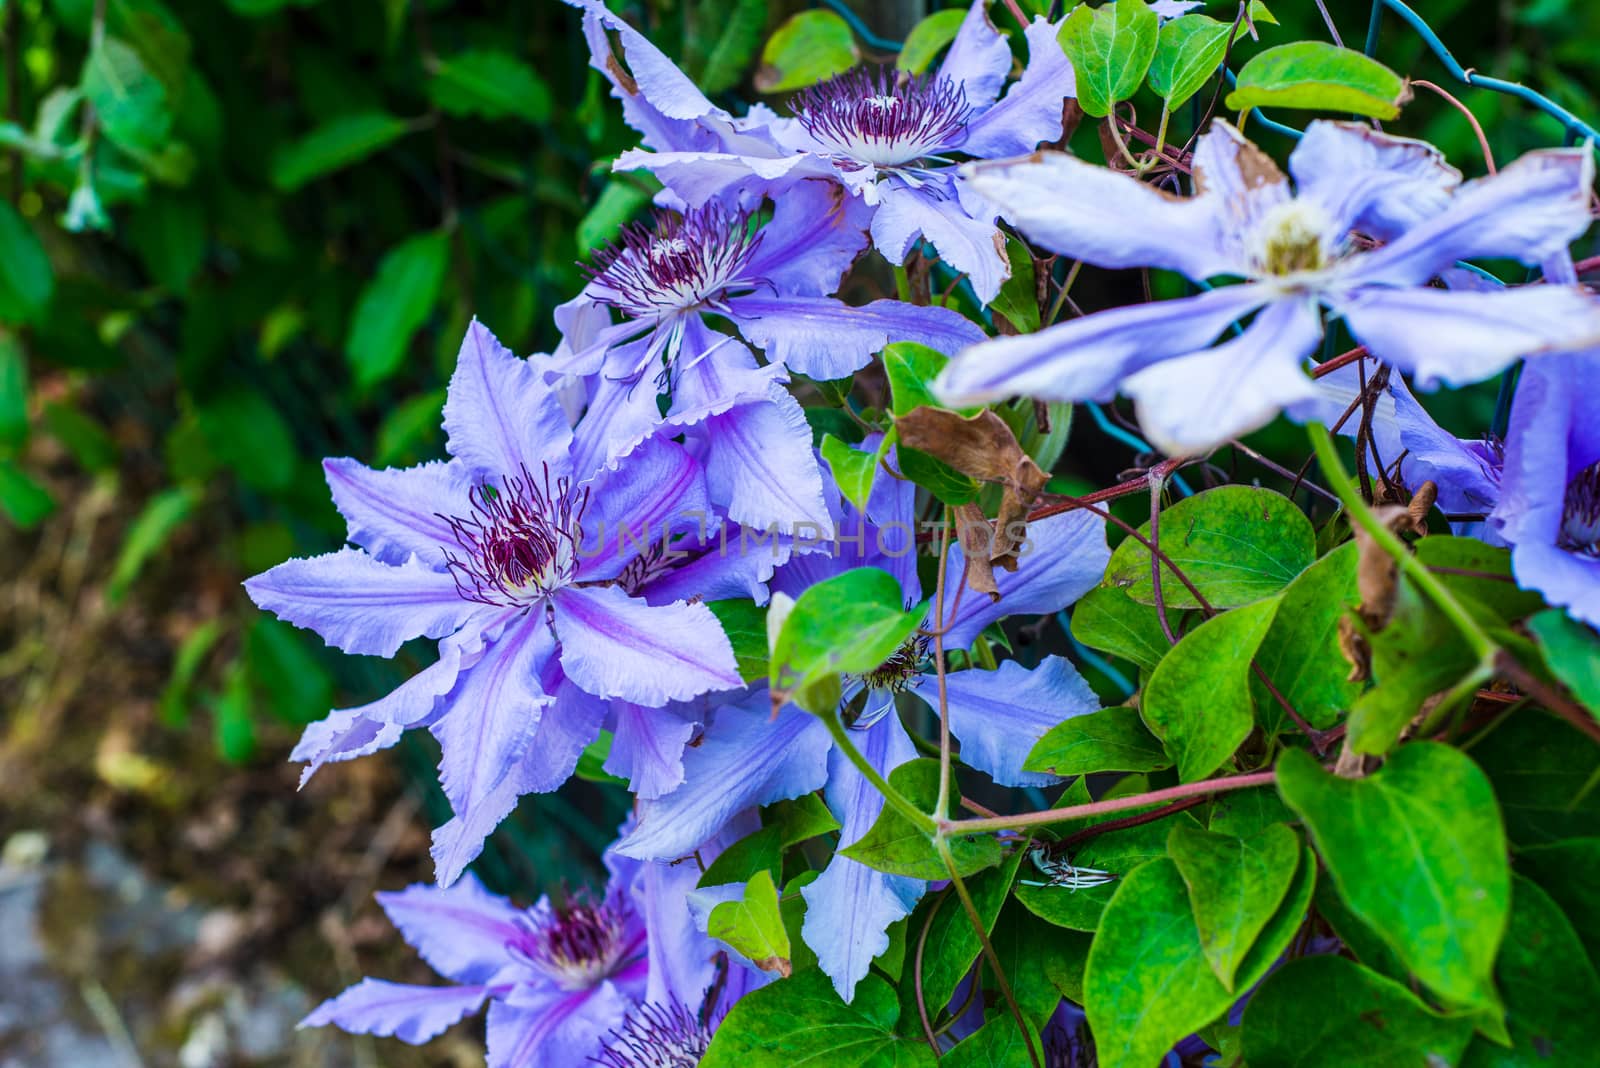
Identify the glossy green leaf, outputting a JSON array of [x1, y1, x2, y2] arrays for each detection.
[[1024, 705, 1172, 776], [1104, 485, 1315, 609], [0, 332, 27, 451], [1226, 41, 1410, 119], [1242, 955, 1474, 1067], [0, 201, 54, 323], [897, 9, 968, 74], [1517, 838, 1600, 968], [885, 342, 950, 418], [126, 193, 206, 293], [159, 619, 223, 727], [577, 174, 658, 254], [1416, 536, 1544, 622], [707, 599, 770, 684], [1206, 787, 1295, 840], [1069, 585, 1171, 673], [840, 760, 1000, 879], [1147, 14, 1232, 109], [770, 567, 923, 713], [701, 971, 935, 1067], [212, 658, 257, 765], [42, 401, 117, 471], [373, 387, 447, 467], [108, 486, 198, 603], [83, 36, 173, 159], [1168, 823, 1300, 989], [1249, 541, 1361, 734], [755, 10, 859, 93], [0, 458, 55, 528], [991, 238, 1041, 335], [943, 1013, 1042, 1068], [989, 900, 1092, 1027], [195, 389, 297, 493], [428, 49, 551, 123], [1475, 711, 1600, 847], [899, 846, 1025, 1024], [1059, 0, 1159, 118], [271, 111, 410, 192], [1460, 875, 1600, 1066], [1141, 595, 1280, 781], [689, 0, 768, 94], [709, 870, 792, 975], [1528, 609, 1600, 720], [1277, 744, 1509, 1012], [898, 446, 979, 506], [822, 433, 879, 514], [246, 616, 333, 727], [346, 230, 450, 389]]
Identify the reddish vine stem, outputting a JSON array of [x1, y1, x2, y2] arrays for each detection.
[[940, 770, 1279, 835], [913, 889, 951, 1056], [1055, 794, 1208, 850]]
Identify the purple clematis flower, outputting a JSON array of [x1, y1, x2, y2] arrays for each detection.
[[937, 120, 1600, 453], [612, 447, 1107, 1000], [549, 180, 983, 534], [304, 827, 761, 1067], [246, 321, 744, 883], [575, 0, 1077, 302]]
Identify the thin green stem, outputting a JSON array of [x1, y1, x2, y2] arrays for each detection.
[[823, 712, 936, 833], [1305, 422, 1496, 660], [934, 512, 954, 822]]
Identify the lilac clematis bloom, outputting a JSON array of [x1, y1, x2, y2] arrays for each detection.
[[938, 120, 1600, 453], [549, 180, 982, 534], [614, 449, 1108, 1000], [246, 322, 743, 883], [576, 0, 1077, 302]]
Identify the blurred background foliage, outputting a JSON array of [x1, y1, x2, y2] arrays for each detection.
[[1, 0, 1596, 1058]]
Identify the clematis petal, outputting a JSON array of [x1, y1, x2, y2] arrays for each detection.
[[567, 362, 669, 482], [1287, 121, 1460, 241], [553, 584, 740, 705], [1123, 295, 1326, 455], [618, 696, 832, 859], [801, 714, 925, 1002], [962, 16, 1078, 158], [485, 982, 634, 1068], [1335, 285, 1600, 390], [935, 283, 1268, 406], [941, 509, 1109, 649], [432, 612, 556, 824], [1352, 147, 1595, 287], [604, 701, 700, 799], [740, 180, 871, 297], [873, 181, 1008, 303], [322, 458, 471, 567], [726, 293, 984, 382], [579, 434, 713, 582], [636, 521, 791, 607], [934, 657, 1099, 788], [375, 875, 523, 985], [245, 548, 481, 658], [938, 0, 1013, 111], [444, 320, 574, 484], [299, 979, 493, 1045]]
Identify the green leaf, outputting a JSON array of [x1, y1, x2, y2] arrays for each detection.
[[1241, 955, 1474, 1067], [0, 459, 54, 528], [701, 971, 935, 1067], [900, 846, 1026, 1023], [345, 230, 450, 389], [42, 401, 116, 472], [755, 10, 859, 93], [709, 869, 792, 975], [989, 900, 1093, 1027], [428, 49, 552, 124], [159, 619, 223, 727], [1475, 711, 1600, 847], [770, 567, 923, 713], [1226, 41, 1410, 120], [691, 0, 769, 94], [374, 387, 447, 467], [700, 796, 842, 889], [125, 193, 206, 293], [271, 111, 410, 192], [1147, 14, 1233, 109], [822, 433, 879, 514], [574, 731, 628, 787], [0, 332, 27, 452], [1168, 823, 1300, 990], [195, 389, 297, 493], [1104, 485, 1315, 609], [1460, 875, 1600, 1066], [840, 759, 1001, 880], [1415, 536, 1544, 623], [943, 1013, 1042, 1068], [1311, 877, 1410, 984], [898, 446, 979, 506], [1141, 596, 1281, 781], [1528, 609, 1600, 721], [1024, 705, 1172, 777], [1206, 787, 1295, 840], [708, 599, 771, 684], [577, 174, 659, 254], [82, 36, 173, 160], [108, 486, 197, 603], [1070, 586, 1171, 673], [0, 201, 54, 323], [1085, 852, 1312, 1068], [884, 342, 951, 419], [770, 793, 841, 845], [245, 617, 333, 727], [1246, 0, 1279, 25], [1248, 541, 1361, 734], [1518, 838, 1600, 970], [1058, 0, 1159, 118], [1277, 744, 1509, 1012], [991, 238, 1041, 335], [898, 9, 969, 74], [211, 659, 256, 765]]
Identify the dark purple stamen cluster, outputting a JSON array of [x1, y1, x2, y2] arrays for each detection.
[[440, 465, 588, 606], [791, 67, 971, 168], [510, 889, 632, 990], [861, 632, 932, 693], [587, 206, 764, 318], [1560, 460, 1600, 556], [592, 1000, 714, 1068]]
